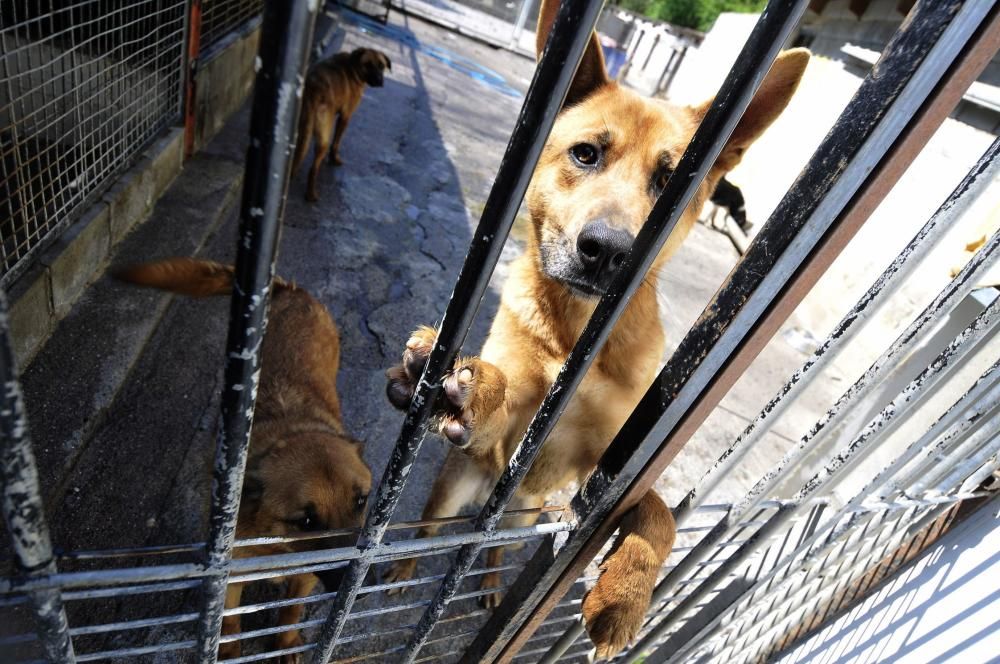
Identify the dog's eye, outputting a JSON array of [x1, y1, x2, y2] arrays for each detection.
[[653, 168, 672, 196], [569, 143, 599, 167], [294, 516, 314, 530]]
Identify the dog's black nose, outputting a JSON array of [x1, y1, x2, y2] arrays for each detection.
[[576, 222, 633, 278]]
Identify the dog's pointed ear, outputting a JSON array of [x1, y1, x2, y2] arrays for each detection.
[[536, 0, 609, 108], [695, 48, 810, 173], [381, 53, 392, 71]]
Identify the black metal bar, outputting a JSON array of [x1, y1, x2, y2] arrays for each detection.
[[412, 0, 810, 657], [193, 1, 319, 660], [461, 1, 988, 661], [0, 291, 75, 663], [308, 0, 608, 660]]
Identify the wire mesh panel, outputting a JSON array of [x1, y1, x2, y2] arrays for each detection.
[[200, 0, 263, 51], [0, 0, 186, 288]]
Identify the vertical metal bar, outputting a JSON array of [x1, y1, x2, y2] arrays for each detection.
[[413, 2, 809, 660], [308, 1, 608, 660], [457, 0, 814, 660], [193, 1, 318, 661], [183, 0, 203, 156], [693, 136, 1000, 512], [0, 290, 75, 663], [468, 2, 995, 661], [509, 0, 537, 49]]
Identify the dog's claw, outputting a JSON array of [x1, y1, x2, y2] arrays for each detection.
[[441, 418, 470, 446]]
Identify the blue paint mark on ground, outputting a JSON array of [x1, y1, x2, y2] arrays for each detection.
[[342, 12, 525, 99]]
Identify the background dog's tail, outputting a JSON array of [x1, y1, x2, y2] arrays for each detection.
[[291, 105, 314, 175], [582, 490, 676, 658], [115, 258, 290, 297]]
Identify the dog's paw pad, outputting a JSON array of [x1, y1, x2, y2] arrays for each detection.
[[443, 367, 475, 409], [385, 327, 437, 411]]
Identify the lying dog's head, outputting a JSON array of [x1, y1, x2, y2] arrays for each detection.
[[240, 429, 372, 589], [527, 1, 809, 298], [351, 47, 392, 88]]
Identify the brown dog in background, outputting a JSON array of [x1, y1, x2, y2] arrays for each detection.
[[118, 259, 372, 662], [383, 0, 809, 657], [292, 47, 392, 202]]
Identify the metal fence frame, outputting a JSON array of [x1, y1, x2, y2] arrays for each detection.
[[0, 0, 267, 289], [0, 0, 188, 288], [2, 0, 999, 663]]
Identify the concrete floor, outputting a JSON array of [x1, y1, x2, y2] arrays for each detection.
[[4, 9, 875, 663]]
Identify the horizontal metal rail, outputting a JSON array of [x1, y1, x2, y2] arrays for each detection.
[[633, 291, 1000, 663], [0, 520, 570, 595]]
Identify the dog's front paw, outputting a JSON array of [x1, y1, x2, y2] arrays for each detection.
[[479, 572, 503, 609], [276, 632, 304, 663], [582, 569, 650, 660], [382, 557, 418, 594], [217, 641, 241, 661], [386, 326, 437, 410], [385, 327, 506, 447]]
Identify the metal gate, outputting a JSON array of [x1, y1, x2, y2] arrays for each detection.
[[2, 0, 999, 663]]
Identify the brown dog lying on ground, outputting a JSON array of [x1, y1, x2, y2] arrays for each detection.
[[292, 47, 392, 202], [117, 259, 372, 662], [383, 0, 809, 657]]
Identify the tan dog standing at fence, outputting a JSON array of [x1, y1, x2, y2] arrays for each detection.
[[382, 0, 809, 657], [117, 259, 372, 663], [292, 47, 392, 202]]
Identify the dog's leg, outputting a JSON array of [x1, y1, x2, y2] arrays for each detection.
[[383, 448, 491, 591], [273, 573, 319, 662], [329, 113, 347, 166], [479, 492, 544, 608], [306, 107, 334, 202], [218, 581, 245, 660], [582, 490, 675, 659]]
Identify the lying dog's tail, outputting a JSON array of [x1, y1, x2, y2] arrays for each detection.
[[582, 490, 676, 659], [291, 104, 314, 175], [115, 258, 290, 297]]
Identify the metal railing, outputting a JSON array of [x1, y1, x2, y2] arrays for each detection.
[[200, 0, 264, 52], [1, 0, 999, 663]]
